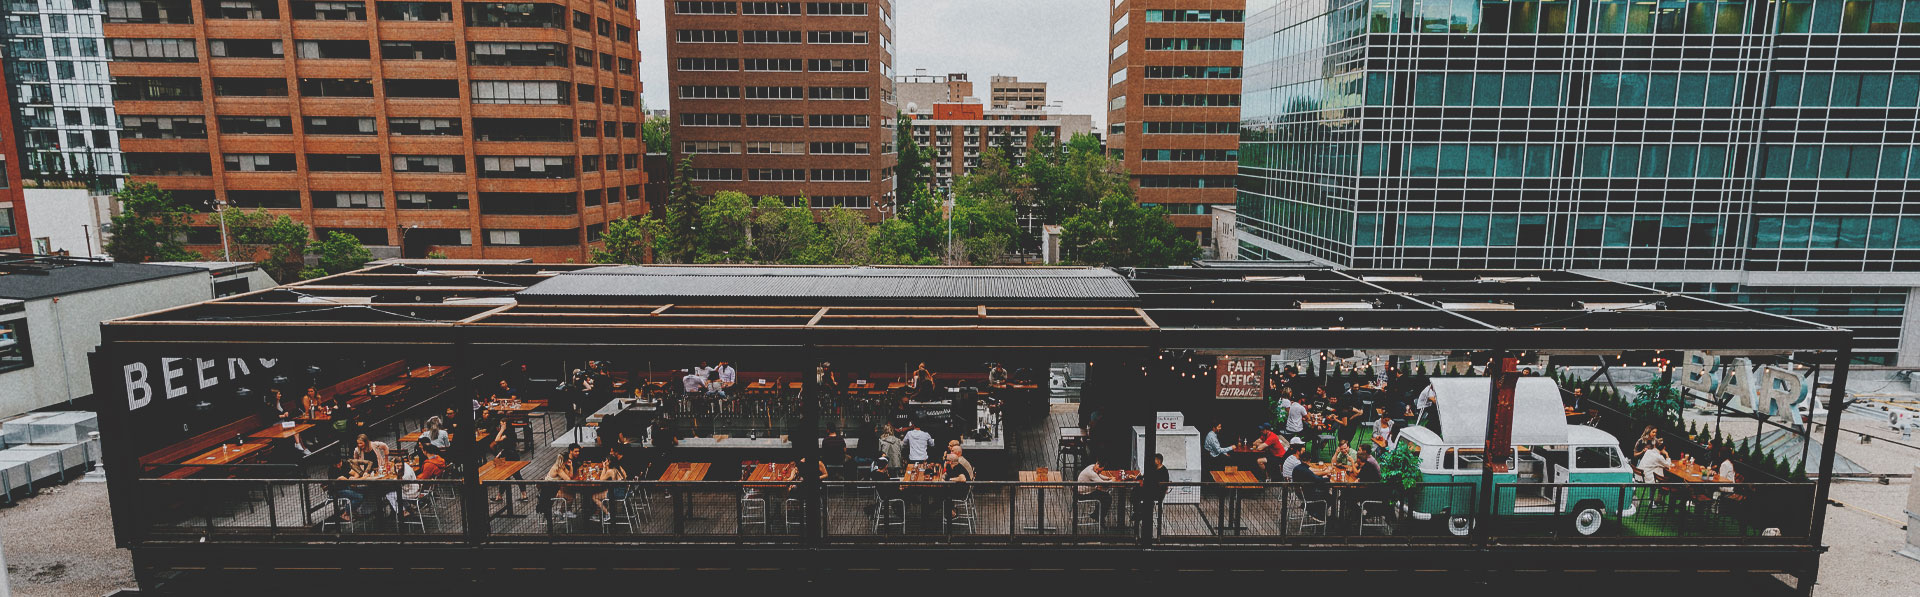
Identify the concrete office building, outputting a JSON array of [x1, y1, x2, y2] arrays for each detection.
[[987, 74, 1044, 109], [103, 0, 648, 261], [0, 0, 124, 184], [1236, 0, 1920, 366], [896, 70, 971, 111], [1108, 0, 1244, 243], [664, 0, 898, 215]]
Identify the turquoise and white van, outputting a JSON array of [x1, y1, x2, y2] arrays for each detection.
[[1392, 377, 1637, 536]]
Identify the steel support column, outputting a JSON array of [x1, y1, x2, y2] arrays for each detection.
[[1803, 346, 1852, 595]]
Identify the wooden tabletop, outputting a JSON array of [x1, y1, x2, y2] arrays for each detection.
[[902, 463, 947, 484], [746, 381, 779, 391], [745, 463, 796, 486], [1668, 461, 1727, 484], [1018, 469, 1057, 482], [163, 441, 272, 477], [1211, 470, 1262, 489], [1310, 462, 1357, 483], [659, 462, 710, 482], [1059, 427, 1085, 439], [250, 423, 313, 440], [400, 429, 489, 444], [478, 459, 530, 482], [484, 400, 545, 414]]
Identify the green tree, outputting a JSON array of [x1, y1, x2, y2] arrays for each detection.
[[654, 157, 705, 263], [310, 231, 372, 277], [751, 196, 822, 264], [813, 206, 873, 264], [694, 191, 754, 262], [642, 113, 672, 155], [951, 193, 1019, 265], [214, 208, 311, 283], [894, 112, 932, 201], [103, 182, 198, 263], [1059, 193, 1201, 267], [589, 216, 663, 264]]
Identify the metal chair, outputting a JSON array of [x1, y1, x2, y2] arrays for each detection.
[[399, 496, 427, 533], [739, 494, 768, 533], [545, 497, 572, 533], [783, 498, 805, 533], [947, 489, 976, 533], [599, 497, 635, 533], [320, 498, 358, 533], [872, 489, 906, 533], [1357, 500, 1393, 536], [1287, 490, 1328, 535], [1074, 499, 1103, 532]]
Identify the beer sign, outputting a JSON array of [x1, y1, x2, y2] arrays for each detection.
[[1215, 355, 1267, 399]]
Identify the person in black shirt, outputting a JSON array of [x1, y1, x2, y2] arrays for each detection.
[[1355, 444, 1383, 483], [820, 426, 849, 479], [1135, 453, 1171, 525], [1292, 450, 1330, 501]]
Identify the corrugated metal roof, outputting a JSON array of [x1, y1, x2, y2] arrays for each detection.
[[516, 266, 1139, 304]]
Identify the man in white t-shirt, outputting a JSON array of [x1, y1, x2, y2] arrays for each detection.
[[716, 362, 737, 392]]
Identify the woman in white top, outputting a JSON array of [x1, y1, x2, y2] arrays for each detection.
[[386, 458, 420, 517], [1636, 439, 1673, 483]]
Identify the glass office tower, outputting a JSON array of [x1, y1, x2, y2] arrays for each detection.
[[1237, 0, 1920, 364], [1, 0, 122, 184]]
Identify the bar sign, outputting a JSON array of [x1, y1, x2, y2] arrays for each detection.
[[1215, 356, 1267, 400]]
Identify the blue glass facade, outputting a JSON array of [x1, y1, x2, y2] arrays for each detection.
[[1238, 0, 1920, 363]]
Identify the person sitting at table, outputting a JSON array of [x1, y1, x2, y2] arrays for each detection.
[[1280, 437, 1306, 482], [493, 379, 516, 401], [587, 450, 629, 524], [419, 416, 451, 450], [948, 443, 978, 480], [418, 444, 448, 480], [1330, 443, 1355, 469], [1637, 438, 1673, 483], [385, 452, 421, 519], [987, 363, 1009, 388], [1252, 424, 1286, 481], [540, 444, 582, 519], [821, 426, 850, 479], [1713, 446, 1740, 499], [903, 421, 935, 464], [1632, 425, 1659, 462], [351, 434, 390, 473], [1202, 422, 1232, 471], [483, 412, 519, 461], [1291, 450, 1330, 499], [1372, 412, 1396, 446], [680, 369, 706, 397], [265, 388, 299, 420], [1076, 461, 1112, 521], [327, 458, 367, 522], [715, 361, 737, 394], [1355, 444, 1383, 482]]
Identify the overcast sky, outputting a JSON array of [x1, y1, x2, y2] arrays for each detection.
[[638, 0, 1111, 128]]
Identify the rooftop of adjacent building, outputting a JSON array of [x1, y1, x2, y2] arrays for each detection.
[[0, 255, 201, 301]]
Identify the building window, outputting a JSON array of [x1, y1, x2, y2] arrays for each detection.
[[746, 113, 804, 127], [291, 1, 367, 20], [227, 190, 302, 208], [744, 58, 801, 72], [469, 42, 564, 66], [1140, 149, 1237, 161], [674, 1, 736, 13], [224, 153, 296, 172], [393, 155, 465, 173], [304, 116, 376, 135], [678, 85, 740, 100], [749, 168, 805, 181], [207, 0, 279, 19], [745, 141, 804, 154], [744, 29, 800, 43], [464, 1, 565, 27], [397, 192, 469, 210], [808, 86, 867, 100], [690, 168, 741, 181], [809, 142, 868, 155], [808, 114, 868, 127], [109, 38, 197, 62], [739, 2, 794, 14], [683, 141, 738, 154], [380, 40, 457, 60], [1144, 65, 1240, 79], [680, 113, 741, 126], [808, 58, 867, 72], [479, 156, 574, 178], [676, 29, 737, 43], [806, 30, 866, 44], [1144, 9, 1243, 22], [297, 78, 375, 97], [1143, 38, 1243, 51], [217, 116, 290, 134], [1143, 121, 1239, 134], [120, 115, 207, 139], [315, 191, 384, 208], [805, 2, 864, 15], [745, 86, 802, 100], [107, 0, 196, 24], [470, 80, 567, 104], [390, 117, 462, 136], [1142, 94, 1238, 107], [808, 195, 869, 209], [377, 1, 451, 21], [0, 208, 13, 236], [810, 168, 869, 182], [209, 38, 283, 57], [678, 57, 739, 71], [0, 320, 30, 374], [213, 77, 288, 97]]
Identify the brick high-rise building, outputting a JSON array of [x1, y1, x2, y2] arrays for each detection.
[[664, 0, 897, 215], [987, 75, 1045, 109], [105, 0, 647, 261], [895, 70, 970, 112], [1107, 0, 1243, 245]]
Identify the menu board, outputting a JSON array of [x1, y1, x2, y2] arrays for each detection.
[[1215, 355, 1267, 400]]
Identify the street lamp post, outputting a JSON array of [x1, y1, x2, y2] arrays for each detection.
[[399, 224, 419, 259], [217, 198, 231, 261]]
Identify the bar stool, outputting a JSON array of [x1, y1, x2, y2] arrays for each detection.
[[947, 489, 976, 533], [600, 497, 635, 533], [1073, 499, 1103, 532], [1357, 499, 1393, 536], [872, 489, 906, 533], [545, 497, 573, 533], [783, 498, 805, 533], [739, 494, 769, 534]]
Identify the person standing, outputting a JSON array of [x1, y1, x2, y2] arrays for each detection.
[[903, 422, 935, 464], [878, 424, 907, 469], [821, 426, 849, 479]]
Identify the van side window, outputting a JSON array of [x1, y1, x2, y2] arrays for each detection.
[[1575, 446, 1620, 469]]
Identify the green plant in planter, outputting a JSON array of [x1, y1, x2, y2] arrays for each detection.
[[1380, 442, 1422, 494]]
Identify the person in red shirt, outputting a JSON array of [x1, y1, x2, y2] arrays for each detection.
[[1253, 424, 1287, 481], [418, 444, 448, 479]]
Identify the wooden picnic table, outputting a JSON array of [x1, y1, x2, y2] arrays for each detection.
[[1209, 470, 1261, 534], [1310, 462, 1357, 483], [745, 463, 797, 487], [1019, 469, 1065, 532], [250, 423, 313, 441], [479, 458, 530, 482], [400, 429, 489, 445], [485, 399, 546, 415], [659, 462, 710, 482], [1667, 460, 1729, 484], [163, 442, 273, 479]]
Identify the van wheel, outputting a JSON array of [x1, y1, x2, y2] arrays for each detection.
[[1570, 505, 1606, 536], [1445, 515, 1472, 536]]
